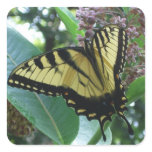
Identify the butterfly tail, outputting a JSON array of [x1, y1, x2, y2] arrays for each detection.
[[99, 121, 106, 141], [99, 116, 112, 141], [118, 112, 134, 135]]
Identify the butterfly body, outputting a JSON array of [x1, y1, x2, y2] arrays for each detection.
[[8, 25, 133, 141]]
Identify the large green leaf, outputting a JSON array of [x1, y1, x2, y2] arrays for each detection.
[[72, 116, 112, 145], [55, 7, 85, 44], [126, 76, 145, 104], [7, 25, 79, 144]]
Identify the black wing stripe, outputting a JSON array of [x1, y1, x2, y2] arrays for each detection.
[[98, 31, 105, 47], [58, 50, 89, 78], [34, 58, 44, 69], [103, 29, 110, 42], [94, 33, 105, 73], [45, 52, 56, 67]]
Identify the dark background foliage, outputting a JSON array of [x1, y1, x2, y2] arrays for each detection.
[[8, 7, 75, 52]]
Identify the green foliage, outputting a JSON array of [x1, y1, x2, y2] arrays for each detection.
[[73, 117, 112, 145], [55, 7, 85, 44], [8, 7, 75, 52], [7, 26, 79, 144], [122, 7, 130, 15], [126, 76, 145, 105], [133, 35, 145, 48]]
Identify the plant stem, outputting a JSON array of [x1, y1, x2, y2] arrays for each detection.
[[87, 127, 102, 145]]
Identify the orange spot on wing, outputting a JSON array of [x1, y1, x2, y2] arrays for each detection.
[[64, 92, 68, 96], [116, 74, 119, 79], [110, 101, 114, 105], [108, 112, 113, 116]]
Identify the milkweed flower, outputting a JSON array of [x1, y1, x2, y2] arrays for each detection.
[[76, 7, 145, 84]]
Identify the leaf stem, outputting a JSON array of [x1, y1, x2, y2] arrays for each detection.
[[87, 127, 102, 145], [87, 120, 112, 145], [7, 53, 17, 66]]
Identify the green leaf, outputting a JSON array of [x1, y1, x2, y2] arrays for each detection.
[[122, 7, 130, 15], [126, 76, 145, 105], [72, 116, 112, 145], [133, 34, 145, 48], [55, 7, 85, 44], [7, 25, 79, 144]]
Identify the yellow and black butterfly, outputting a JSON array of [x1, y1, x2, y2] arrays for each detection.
[[8, 24, 133, 141]]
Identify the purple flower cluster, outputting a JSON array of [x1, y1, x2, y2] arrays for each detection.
[[126, 42, 142, 64], [124, 65, 145, 85], [76, 7, 105, 31], [126, 26, 139, 39], [76, 7, 105, 46], [76, 7, 145, 85], [110, 16, 126, 28]]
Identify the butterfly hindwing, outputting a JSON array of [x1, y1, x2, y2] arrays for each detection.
[[90, 25, 133, 137], [91, 25, 128, 108]]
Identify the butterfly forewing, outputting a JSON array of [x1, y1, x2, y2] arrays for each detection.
[[8, 47, 104, 98]]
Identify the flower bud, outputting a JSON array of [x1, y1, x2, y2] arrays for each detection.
[[85, 29, 94, 38], [87, 16, 96, 24]]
